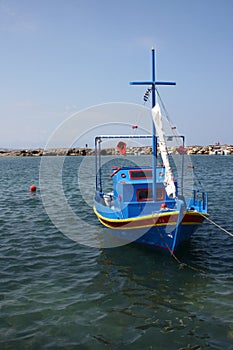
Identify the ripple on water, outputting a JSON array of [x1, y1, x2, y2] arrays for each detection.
[[0, 156, 232, 349]]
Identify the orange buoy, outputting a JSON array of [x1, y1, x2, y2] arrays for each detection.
[[30, 185, 37, 192], [160, 203, 167, 210]]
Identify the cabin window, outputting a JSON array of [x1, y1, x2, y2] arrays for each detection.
[[129, 169, 152, 180], [156, 188, 165, 201], [136, 187, 165, 201], [136, 188, 152, 201]]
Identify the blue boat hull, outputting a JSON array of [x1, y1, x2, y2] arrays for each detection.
[[134, 221, 202, 252], [93, 204, 206, 252]]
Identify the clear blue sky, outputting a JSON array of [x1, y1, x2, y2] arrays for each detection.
[[0, 0, 233, 148]]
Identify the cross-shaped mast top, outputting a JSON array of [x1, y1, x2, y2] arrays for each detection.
[[129, 48, 176, 108]]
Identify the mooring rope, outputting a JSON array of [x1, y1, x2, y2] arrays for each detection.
[[157, 226, 205, 273], [200, 212, 233, 238], [169, 246, 205, 273], [155, 212, 233, 273]]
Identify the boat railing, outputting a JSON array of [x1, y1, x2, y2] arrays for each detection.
[[179, 186, 208, 212]]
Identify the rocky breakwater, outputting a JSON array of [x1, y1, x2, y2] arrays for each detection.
[[0, 144, 233, 157], [0, 148, 95, 157], [0, 146, 150, 157], [186, 144, 233, 155], [0, 149, 44, 157]]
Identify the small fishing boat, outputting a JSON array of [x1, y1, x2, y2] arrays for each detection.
[[93, 49, 208, 252]]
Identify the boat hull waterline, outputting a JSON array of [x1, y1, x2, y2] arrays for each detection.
[[94, 206, 207, 252]]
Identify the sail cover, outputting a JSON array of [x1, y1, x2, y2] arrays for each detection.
[[152, 103, 176, 198]]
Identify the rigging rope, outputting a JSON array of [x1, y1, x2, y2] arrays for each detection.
[[154, 87, 205, 190], [155, 88, 182, 150], [155, 88, 171, 123]]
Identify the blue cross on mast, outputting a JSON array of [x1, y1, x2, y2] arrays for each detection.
[[130, 48, 176, 108], [129, 48, 176, 202]]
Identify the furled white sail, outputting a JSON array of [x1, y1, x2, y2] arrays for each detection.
[[152, 103, 176, 198]]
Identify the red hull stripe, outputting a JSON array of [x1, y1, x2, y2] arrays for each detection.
[[97, 212, 205, 230]]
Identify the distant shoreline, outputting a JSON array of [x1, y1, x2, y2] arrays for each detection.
[[1, 144, 233, 157]]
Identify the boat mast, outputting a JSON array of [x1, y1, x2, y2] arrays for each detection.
[[130, 48, 176, 201]]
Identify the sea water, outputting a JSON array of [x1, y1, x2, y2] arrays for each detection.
[[0, 156, 232, 350]]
